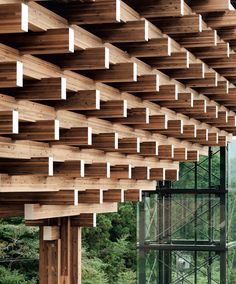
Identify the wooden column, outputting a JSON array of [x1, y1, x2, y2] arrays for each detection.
[[39, 218, 82, 284]]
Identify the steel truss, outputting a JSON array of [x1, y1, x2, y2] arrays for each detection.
[[138, 147, 228, 284]]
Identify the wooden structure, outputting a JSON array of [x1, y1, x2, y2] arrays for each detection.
[[0, 0, 236, 283]]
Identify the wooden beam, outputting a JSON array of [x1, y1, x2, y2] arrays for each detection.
[[62, 0, 121, 24], [117, 137, 140, 154], [158, 120, 183, 137], [0, 3, 28, 33], [140, 141, 158, 157], [56, 90, 100, 111], [118, 38, 171, 57], [88, 20, 149, 42], [145, 52, 189, 70], [132, 166, 150, 180], [0, 190, 77, 205], [92, 132, 119, 151], [110, 165, 132, 179], [140, 85, 178, 102], [165, 169, 179, 181], [84, 163, 110, 178], [182, 73, 218, 88], [197, 81, 229, 95], [0, 204, 24, 217], [45, 47, 109, 70], [173, 148, 187, 162], [12, 77, 67, 101], [124, 189, 142, 202], [158, 145, 174, 160], [24, 202, 118, 219], [15, 120, 59, 141], [187, 0, 230, 13], [89, 62, 137, 83], [57, 127, 92, 146], [153, 15, 202, 35], [135, 115, 167, 130], [149, 168, 165, 180], [85, 100, 127, 118], [188, 43, 230, 59], [54, 161, 85, 178], [0, 61, 23, 88], [0, 110, 18, 134], [165, 63, 205, 80], [110, 107, 149, 124], [114, 75, 159, 92], [0, 157, 53, 176], [187, 150, 200, 162], [159, 92, 193, 109], [71, 213, 96, 227], [135, 0, 184, 18], [205, 11, 236, 29], [173, 30, 217, 48], [103, 189, 124, 203], [78, 189, 102, 204], [0, 28, 75, 54]]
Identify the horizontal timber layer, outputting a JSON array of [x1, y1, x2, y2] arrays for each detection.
[[0, 0, 235, 220]]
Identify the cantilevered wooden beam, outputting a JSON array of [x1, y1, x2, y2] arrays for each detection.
[[89, 62, 137, 83], [24, 203, 118, 220], [45, 47, 109, 70], [173, 30, 217, 48], [84, 163, 110, 178], [85, 100, 127, 118], [12, 77, 67, 101], [0, 3, 28, 33], [88, 20, 149, 42], [182, 73, 218, 88], [0, 28, 75, 54], [15, 120, 59, 141], [117, 137, 140, 154], [177, 99, 206, 115], [140, 141, 158, 157], [165, 63, 205, 80], [205, 54, 236, 69], [187, 0, 230, 13], [135, 115, 167, 130], [165, 169, 179, 181], [117, 38, 171, 57], [57, 127, 92, 146], [62, 0, 121, 24], [197, 81, 229, 95], [187, 150, 199, 162], [188, 43, 230, 59], [114, 75, 159, 92], [132, 0, 184, 18], [124, 189, 142, 202], [0, 61, 23, 88], [205, 11, 236, 29], [71, 213, 97, 227], [153, 15, 202, 35], [140, 85, 178, 102], [78, 189, 103, 204], [56, 90, 100, 111], [92, 132, 119, 151], [110, 165, 132, 179], [159, 93, 193, 109], [0, 110, 18, 134], [0, 190, 77, 205], [110, 107, 149, 124], [132, 166, 150, 180], [145, 52, 189, 70], [149, 168, 165, 180], [54, 160, 85, 178], [103, 189, 124, 203], [158, 145, 174, 160], [157, 120, 183, 137], [0, 157, 53, 176], [173, 148, 187, 162]]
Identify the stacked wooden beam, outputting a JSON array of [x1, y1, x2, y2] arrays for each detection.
[[0, 0, 235, 283]]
